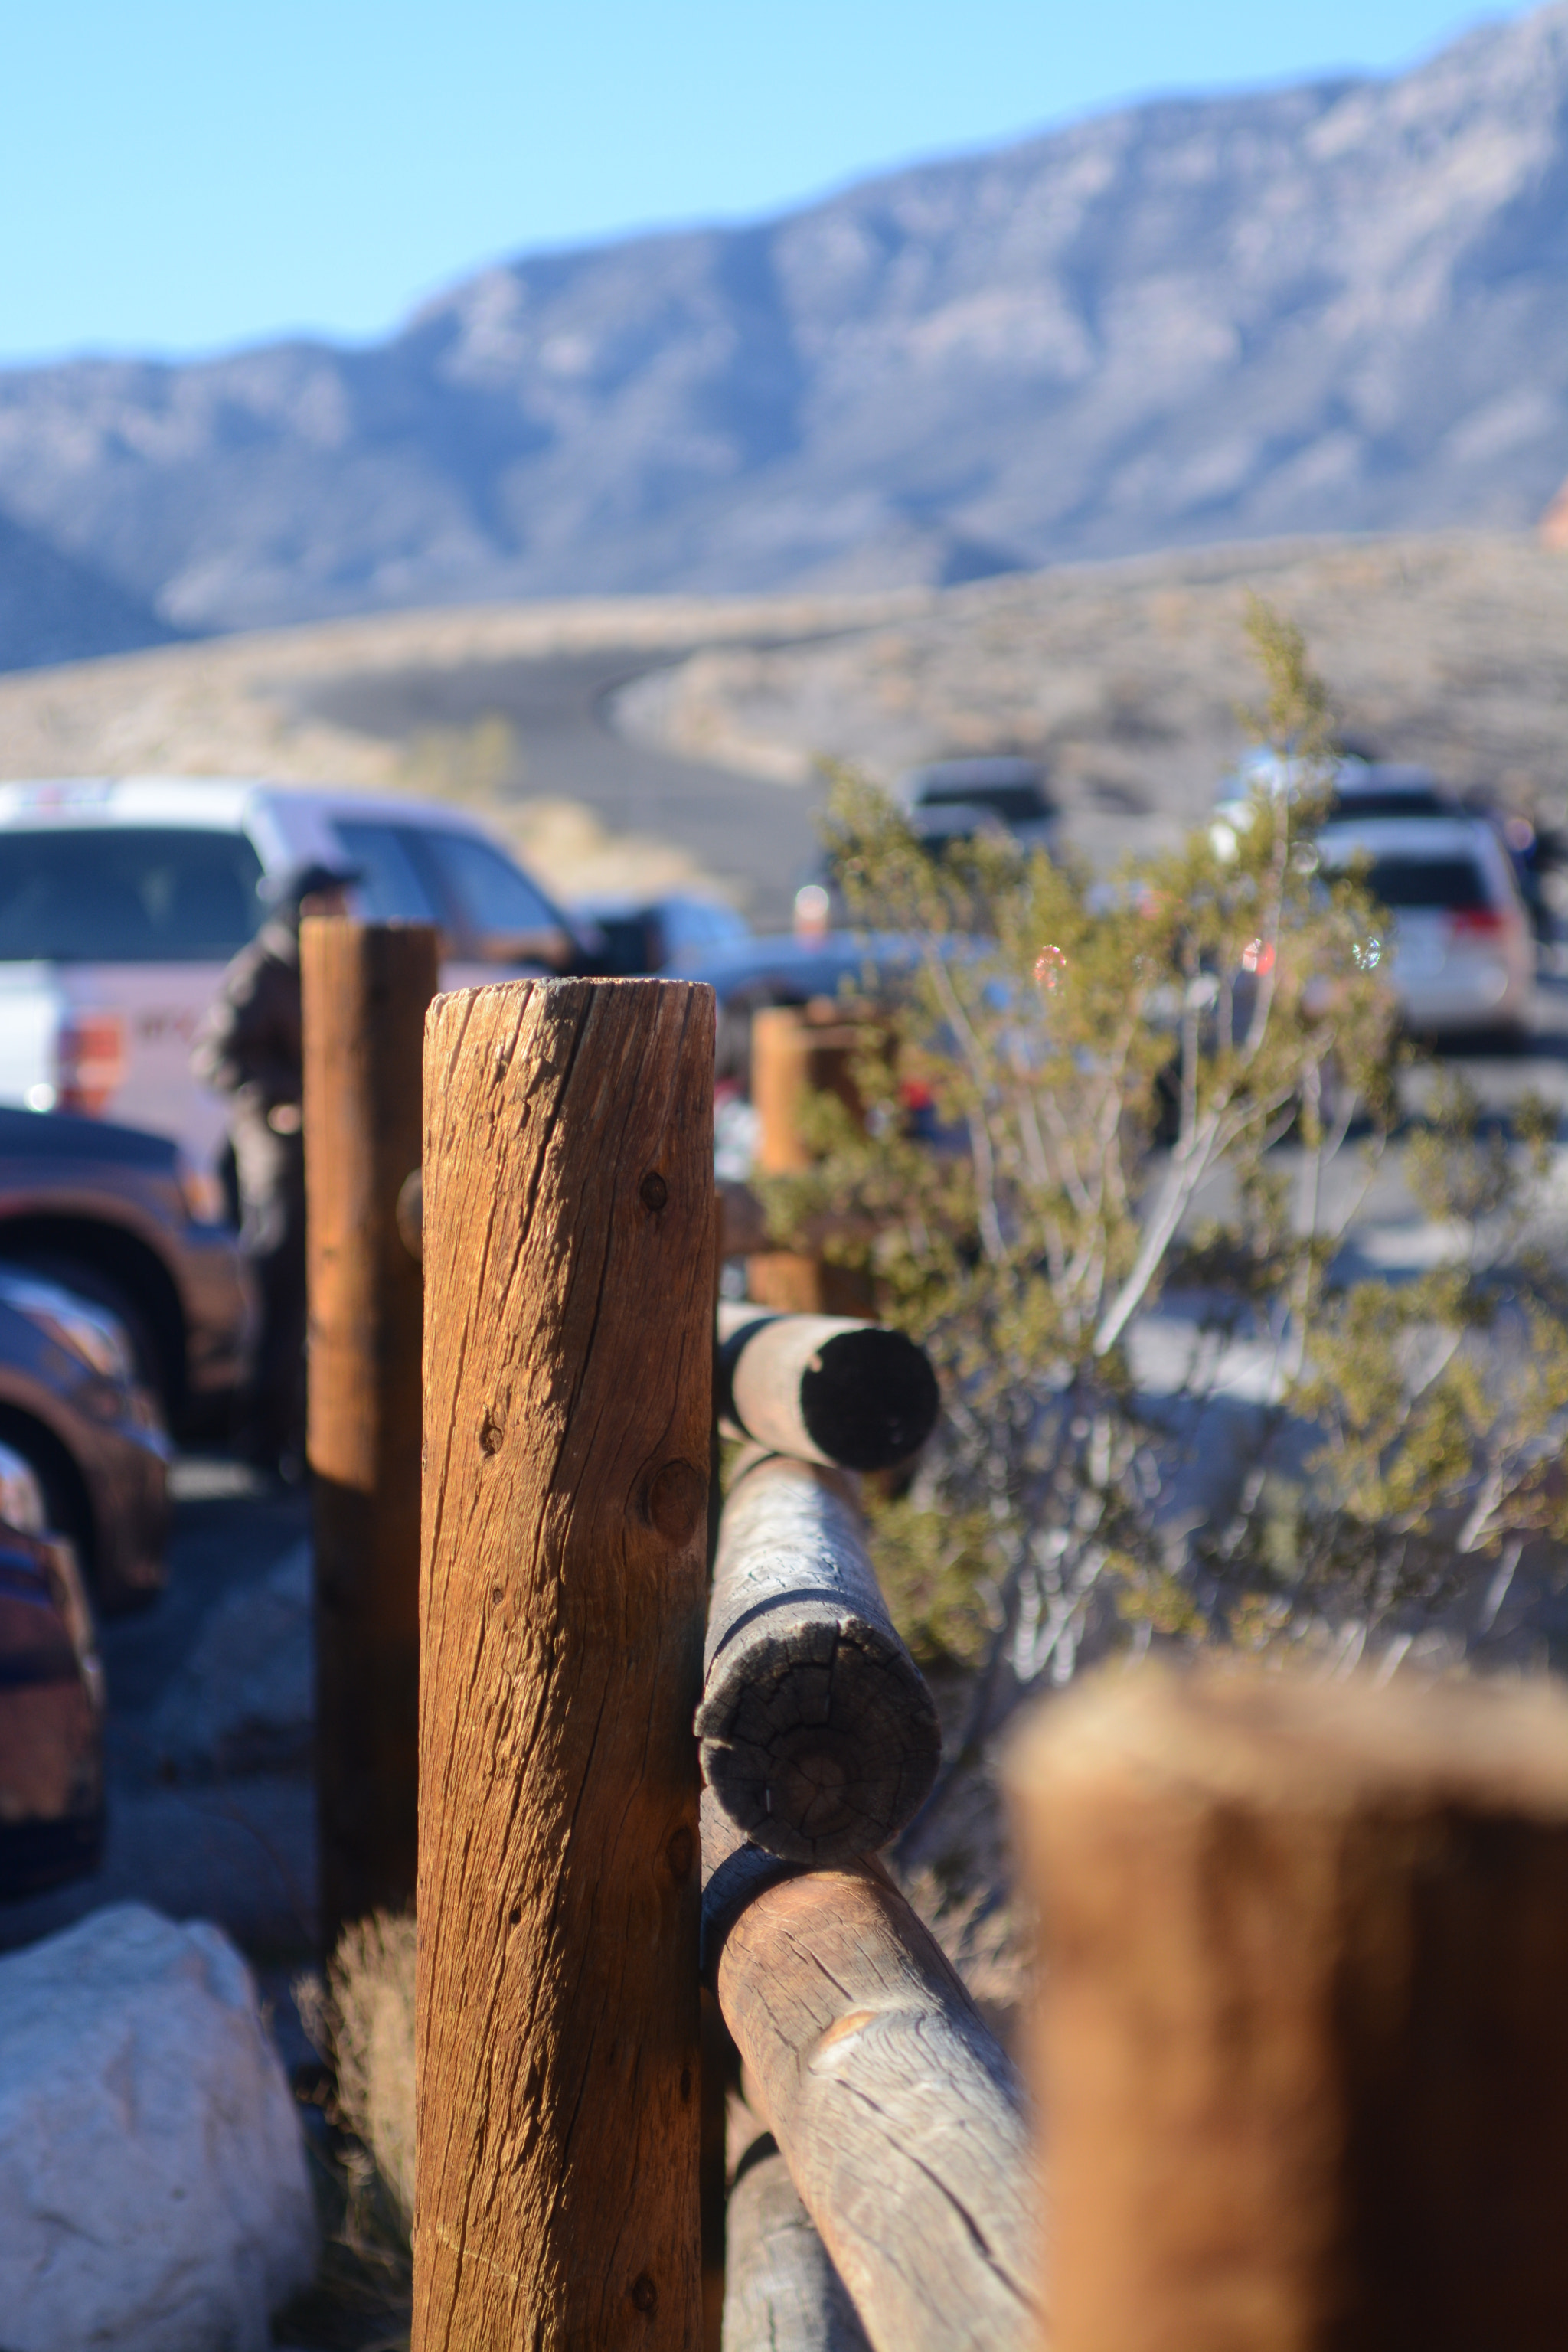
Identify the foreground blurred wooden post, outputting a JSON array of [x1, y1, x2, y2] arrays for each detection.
[[746, 1004, 874, 1315], [1008, 1666, 1568, 2352], [302, 916, 438, 1949], [413, 976, 714, 2350]]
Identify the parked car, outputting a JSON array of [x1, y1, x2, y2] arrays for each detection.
[[0, 1441, 104, 1898], [793, 759, 1059, 934], [0, 1270, 168, 1612], [1215, 752, 1464, 831], [1316, 816, 1536, 1038], [0, 1102, 249, 1432], [898, 757, 1060, 851], [571, 890, 748, 976], [0, 776, 596, 1174]]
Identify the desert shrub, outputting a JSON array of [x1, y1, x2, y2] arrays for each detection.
[[756, 604, 1568, 1827]]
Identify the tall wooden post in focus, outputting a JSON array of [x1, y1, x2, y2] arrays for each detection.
[[746, 1003, 873, 1315], [302, 916, 438, 1949], [413, 977, 714, 2352], [1008, 1665, 1568, 2352]]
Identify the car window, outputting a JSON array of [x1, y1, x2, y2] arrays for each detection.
[[1363, 857, 1488, 910], [916, 782, 1053, 824], [332, 822, 441, 923], [0, 827, 263, 962], [416, 830, 561, 940]]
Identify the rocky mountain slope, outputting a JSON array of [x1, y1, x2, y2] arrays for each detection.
[[0, 511, 178, 669], [0, 4, 1563, 662]]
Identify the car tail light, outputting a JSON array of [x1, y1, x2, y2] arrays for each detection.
[[57, 1011, 126, 1115], [1444, 906, 1508, 939]]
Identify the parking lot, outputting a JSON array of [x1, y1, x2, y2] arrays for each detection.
[[0, 1460, 315, 2034]]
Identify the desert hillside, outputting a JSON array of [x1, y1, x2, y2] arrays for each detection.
[[0, 530, 1560, 907], [616, 531, 1568, 860]]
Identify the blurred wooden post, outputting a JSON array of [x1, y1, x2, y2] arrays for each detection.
[[302, 916, 437, 1949], [1008, 1665, 1568, 2352], [746, 1004, 874, 1315], [413, 976, 714, 2350]]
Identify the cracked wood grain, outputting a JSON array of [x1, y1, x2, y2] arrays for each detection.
[[412, 976, 714, 2352], [697, 1455, 941, 1866], [703, 1796, 1038, 2352], [1008, 1665, 1568, 2352]]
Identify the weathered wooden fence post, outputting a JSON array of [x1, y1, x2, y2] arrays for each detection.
[[413, 976, 714, 2350], [302, 915, 438, 1949], [1008, 1664, 1568, 2352], [746, 1004, 874, 1316]]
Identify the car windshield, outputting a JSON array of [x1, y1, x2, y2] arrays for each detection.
[[925, 785, 1050, 824], [1329, 790, 1456, 822], [419, 831, 561, 940], [1361, 856, 1489, 911], [0, 827, 264, 962], [332, 822, 442, 922]]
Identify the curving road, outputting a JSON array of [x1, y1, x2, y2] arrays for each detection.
[[299, 639, 831, 926]]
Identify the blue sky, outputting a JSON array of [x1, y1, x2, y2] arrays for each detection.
[[0, 0, 1529, 364]]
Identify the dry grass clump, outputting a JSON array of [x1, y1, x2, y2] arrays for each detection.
[[297, 1911, 416, 2231]]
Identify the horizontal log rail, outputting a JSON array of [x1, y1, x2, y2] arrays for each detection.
[[716, 1300, 940, 1472], [723, 2113, 871, 2352], [718, 1177, 874, 1266], [697, 1452, 941, 1865], [703, 1795, 1038, 2352]]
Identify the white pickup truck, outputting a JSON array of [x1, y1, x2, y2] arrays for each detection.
[[0, 776, 583, 1175]]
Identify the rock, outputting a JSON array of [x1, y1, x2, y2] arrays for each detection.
[[0, 1903, 316, 2352], [150, 1544, 313, 1779]]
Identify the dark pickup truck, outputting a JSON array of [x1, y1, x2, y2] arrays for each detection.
[[0, 1104, 250, 1433]]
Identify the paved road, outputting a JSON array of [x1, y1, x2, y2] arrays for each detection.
[[299, 643, 830, 926]]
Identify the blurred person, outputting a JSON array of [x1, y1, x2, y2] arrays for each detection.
[[192, 862, 356, 1478]]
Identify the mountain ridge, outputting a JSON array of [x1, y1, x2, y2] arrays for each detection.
[[0, 2, 1563, 665]]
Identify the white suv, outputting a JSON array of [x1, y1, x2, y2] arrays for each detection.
[[0, 776, 582, 1173]]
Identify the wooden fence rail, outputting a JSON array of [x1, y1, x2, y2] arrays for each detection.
[[697, 1451, 941, 1866], [723, 2114, 871, 2352], [398, 970, 1568, 2352], [702, 1794, 1037, 2352], [715, 1301, 939, 1471]]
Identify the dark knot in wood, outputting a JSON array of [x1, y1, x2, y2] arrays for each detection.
[[639, 1170, 668, 1212], [646, 1459, 707, 1542], [666, 1824, 695, 1881], [631, 2273, 658, 2314], [479, 1413, 505, 1455]]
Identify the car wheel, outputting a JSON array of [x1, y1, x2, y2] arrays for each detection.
[[0, 1253, 167, 1413]]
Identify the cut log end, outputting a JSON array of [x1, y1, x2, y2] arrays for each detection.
[[698, 1612, 942, 1865], [799, 1325, 941, 1471]]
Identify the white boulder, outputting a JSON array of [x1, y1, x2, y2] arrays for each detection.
[[0, 1903, 316, 2352]]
